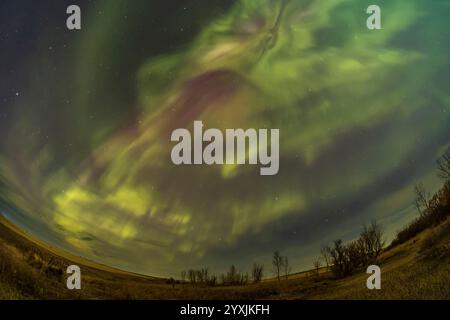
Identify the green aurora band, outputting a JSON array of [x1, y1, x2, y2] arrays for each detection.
[[1, 0, 449, 276]]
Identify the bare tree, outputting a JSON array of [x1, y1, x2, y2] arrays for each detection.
[[196, 270, 203, 283], [181, 270, 187, 284], [346, 240, 364, 272], [272, 251, 284, 281], [313, 259, 322, 276], [240, 272, 249, 285], [415, 183, 431, 217], [200, 267, 209, 284], [437, 148, 450, 180], [188, 269, 196, 285], [359, 221, 384, 265], [252, 263, 264, 283], [208, 274, 217, 286], [328, 240, 348, 278], [225, 264, 240, 285], [320, 246, 331, 272]]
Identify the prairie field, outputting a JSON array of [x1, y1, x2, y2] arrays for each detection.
[[1, 214, 449, 300]]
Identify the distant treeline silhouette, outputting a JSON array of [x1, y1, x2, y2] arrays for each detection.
[[180, 265, 254, 286], [180, 258, 286, 286]]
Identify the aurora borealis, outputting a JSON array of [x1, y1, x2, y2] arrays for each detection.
[[0, 0, 449, 277]]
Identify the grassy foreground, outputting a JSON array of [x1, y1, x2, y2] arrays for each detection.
[[0, 215, 449, 300]]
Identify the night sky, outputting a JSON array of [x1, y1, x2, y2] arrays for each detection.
[[0, 0, 449, 277]]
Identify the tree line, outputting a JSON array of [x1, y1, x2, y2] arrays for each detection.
[[179, 253, 292, 286], [179, 219, 383, 287], [179, 263, 264, 286], [391, 148, 450, 246]]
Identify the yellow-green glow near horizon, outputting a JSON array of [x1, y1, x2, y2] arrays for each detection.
[[0, 0, 449, 277]]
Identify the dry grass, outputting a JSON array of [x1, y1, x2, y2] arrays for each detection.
[[0, 216, 449, 300]]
